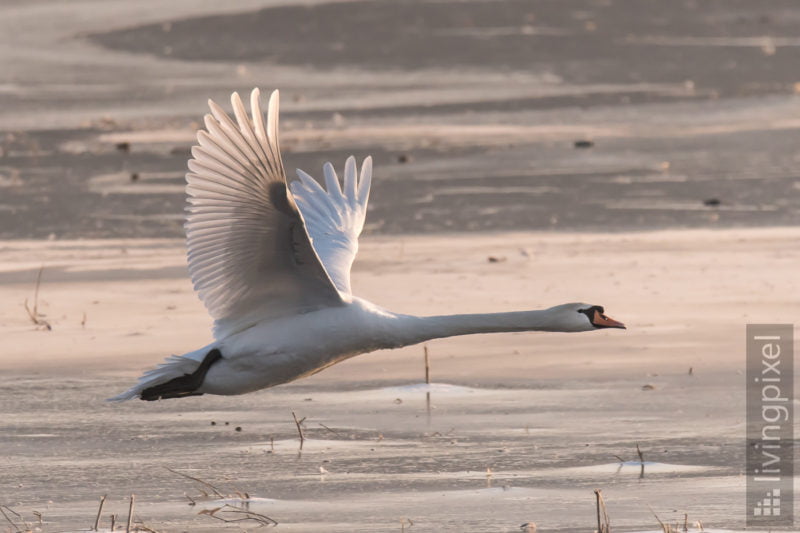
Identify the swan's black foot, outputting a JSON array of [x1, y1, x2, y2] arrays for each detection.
[[140, 348, 223, 401]]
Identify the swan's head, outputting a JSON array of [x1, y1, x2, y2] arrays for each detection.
[[550, 303, 626, 332]]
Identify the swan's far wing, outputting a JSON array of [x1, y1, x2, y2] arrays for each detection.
[[186, 89, 343, 338], [289, 156, 372, 294]]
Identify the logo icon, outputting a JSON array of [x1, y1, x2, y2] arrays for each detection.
[[753, 488, 781, 517]]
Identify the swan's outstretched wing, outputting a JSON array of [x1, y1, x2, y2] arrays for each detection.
[[289, 156, 372, 295], [186, 88, 343, 338]]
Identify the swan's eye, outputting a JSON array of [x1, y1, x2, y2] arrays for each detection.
[[577, 306, 602, 317]]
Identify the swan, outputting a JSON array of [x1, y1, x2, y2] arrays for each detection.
[[111, 88, 625, 401]]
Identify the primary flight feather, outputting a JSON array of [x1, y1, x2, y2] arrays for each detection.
[[111, 88, 624, 402]]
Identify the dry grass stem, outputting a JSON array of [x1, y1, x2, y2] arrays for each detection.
[[423, 345, 430, 384], [0, 505, 26, 533], [292, 410, 306, 449], [648, 505, 678, 533], [636, 443, 645, 478], [318, 422, 341, 437], [165, 466, 225, 499], [593, 489, 611, 533], [24, 266, 51, 330], [199, 504, 277, 527], [424, 346, 432, 419], [126, 494, 135, 533], [93, 494, 106, 531]]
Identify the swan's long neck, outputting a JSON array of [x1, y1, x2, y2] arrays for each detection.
[[383, 309, 570, 348]]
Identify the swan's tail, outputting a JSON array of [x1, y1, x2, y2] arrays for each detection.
[[107, 348, 211, 402]]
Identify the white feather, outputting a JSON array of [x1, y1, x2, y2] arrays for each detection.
[[290, 156, 372, 294], [184, 89, 343, 339]]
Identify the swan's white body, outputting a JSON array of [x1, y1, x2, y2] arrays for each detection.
[[111, 89, 624, 401], [163, 299, 396, 396]]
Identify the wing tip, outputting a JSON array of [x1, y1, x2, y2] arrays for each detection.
[[357, 155, 373, 206], [230, 90, 244, 109], [268, 89, 280, 114]]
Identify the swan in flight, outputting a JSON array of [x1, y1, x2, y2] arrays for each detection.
[[111, 89, 625, 401]]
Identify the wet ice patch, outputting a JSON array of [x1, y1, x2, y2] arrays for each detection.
[[627, 530, 764, 533], [209, 496, 278, 505], [555, 461, 715, 477], [228, 436, 408, 456], [374, 382, 502, 396]]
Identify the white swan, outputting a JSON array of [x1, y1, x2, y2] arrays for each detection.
[[111, 88, 624, 401]]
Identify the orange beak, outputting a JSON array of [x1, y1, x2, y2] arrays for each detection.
[[592, 309, 626, 329]]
